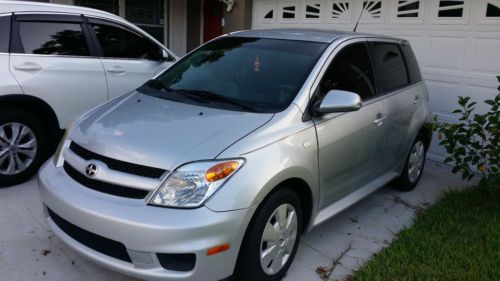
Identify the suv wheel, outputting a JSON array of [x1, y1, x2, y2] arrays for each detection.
[[0, 109, 48, 187], [394, 135, 427, 191], [235, 188, 302, 281]]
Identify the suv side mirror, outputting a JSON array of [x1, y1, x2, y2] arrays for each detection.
[[315, 90, 362, 114], [153, 50, 174, 62], [161, 50, 175, 62]]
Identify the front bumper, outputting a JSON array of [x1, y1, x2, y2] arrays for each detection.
[[38, 160, 255, 281]]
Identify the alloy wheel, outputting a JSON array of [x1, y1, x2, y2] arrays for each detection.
[[408, 140, 425, 183], [0, 122, 38, 175]]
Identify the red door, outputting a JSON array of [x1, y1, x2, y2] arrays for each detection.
[[203, 0, 224, 42]]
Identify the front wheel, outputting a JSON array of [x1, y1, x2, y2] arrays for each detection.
[[394, 136, 427, 191], [0, 109, 48, 187], [235, 188, 302, 281]]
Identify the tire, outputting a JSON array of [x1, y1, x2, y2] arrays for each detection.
[[235, 188, 303, 281], [0, 108, 49, 187], [394, 135, 427, 191]]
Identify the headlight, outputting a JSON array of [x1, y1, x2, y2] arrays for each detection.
[[149, 159, 245, 208]]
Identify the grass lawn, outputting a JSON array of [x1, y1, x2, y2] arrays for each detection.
[[353, 179, 500, 281]]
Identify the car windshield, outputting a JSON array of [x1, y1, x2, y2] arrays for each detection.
[[141, 37, 327, 113]]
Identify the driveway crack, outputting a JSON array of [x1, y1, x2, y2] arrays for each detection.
[[315, 242, 353, 281]]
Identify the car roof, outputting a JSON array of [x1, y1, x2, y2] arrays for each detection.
[[0, 0, 123, 22], [228, 29, 403, 44]]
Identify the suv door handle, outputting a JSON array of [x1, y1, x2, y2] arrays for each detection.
[[413, 95, 421, 104], [14, 62, 42, 71], [107, 66, 126, 74], [373, 113, 386, 126]]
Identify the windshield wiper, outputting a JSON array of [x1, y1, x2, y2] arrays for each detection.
[[176, 89, 257, 112], [147, 80, 208, 104]]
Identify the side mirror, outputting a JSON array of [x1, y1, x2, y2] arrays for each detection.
[[315, 90, 362, 114], [154, 50, 174, 62]]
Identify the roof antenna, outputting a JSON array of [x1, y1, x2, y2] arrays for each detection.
[[353, 3, 365, 32]]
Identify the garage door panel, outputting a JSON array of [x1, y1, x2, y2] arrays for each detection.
[[470, 37, 500, 74], [426, 79, 462, 115], [425, 36, 466, 71]]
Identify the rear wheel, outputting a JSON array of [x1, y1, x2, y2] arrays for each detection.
[[235, 188, 302, 281], [394, 135, 427, 191], [0, 109, 49, 187]]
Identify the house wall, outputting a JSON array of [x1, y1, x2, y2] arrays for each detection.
[[169, 0, 187, 55], [186, 0, 202, 53], [223, 0, 253, 33]]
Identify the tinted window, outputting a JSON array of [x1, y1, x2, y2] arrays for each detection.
[[0, 16, 10, 53], [149, 37, 327, 113], [400, 43, 422, 84], [319, 43, 375, 100], [18, 21, 89, 56], [92, 23, 162, 60], [372, 43, 409, 93]]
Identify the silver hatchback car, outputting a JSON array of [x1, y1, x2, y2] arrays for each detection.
[[38, 29, 432, 281]]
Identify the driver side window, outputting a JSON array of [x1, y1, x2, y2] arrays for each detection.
[[318, 42, 375, 100]]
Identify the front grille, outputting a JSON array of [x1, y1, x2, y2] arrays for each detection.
[[69, 142, 166, 179], [47, 208, 132, 263], [63, 162, 149, 199]]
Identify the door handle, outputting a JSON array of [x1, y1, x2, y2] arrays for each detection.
[[373, 113, 386, 126], [107, 66, 126, 74], [413, 95, 421, 104], [14, 62, 42, 71]]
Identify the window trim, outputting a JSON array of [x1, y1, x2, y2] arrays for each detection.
[[311, 40, 378, 100], [85, 16, 173, 61], [10, 12, 97, 58], [369, 41, 411, 96], [303, 37, 422, 122], [14, 13, 82, 23], [303, 37, 379, 121], [0, 14, 12, 54]]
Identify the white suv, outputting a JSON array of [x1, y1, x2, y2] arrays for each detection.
[[0, 1, 176, 186]]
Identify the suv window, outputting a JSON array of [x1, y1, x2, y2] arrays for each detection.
[[0, 16, 10, 53], [372, 43, 409, 93], [318, 42, 375, 100], [17, 21, 89, 56], [91, 22, 162, 60]]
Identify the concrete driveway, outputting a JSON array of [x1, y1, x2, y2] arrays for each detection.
[[0, 160, 467, 281]]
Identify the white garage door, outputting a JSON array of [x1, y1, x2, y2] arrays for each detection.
[[252, 0, 500, 162]]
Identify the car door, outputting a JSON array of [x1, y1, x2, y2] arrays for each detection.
[[9, 13, 108, 128], [370, 42, 421, 172], [313, 41, 389, 209], [85, 17, 175, 99]]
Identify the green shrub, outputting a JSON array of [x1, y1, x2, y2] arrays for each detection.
[[433, 76, 500, 182]]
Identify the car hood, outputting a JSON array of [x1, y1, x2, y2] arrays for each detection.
[[70, 92, 273, 171]]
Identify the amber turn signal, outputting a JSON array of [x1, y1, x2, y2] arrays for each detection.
[[207, 243, 231, 256], [205, 161, 240, 182]]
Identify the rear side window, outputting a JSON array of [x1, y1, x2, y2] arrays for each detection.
[[0, 16, 11, 53], [91, 22, 162, 60], [400, 43, 422, 84], [17, 21, 89, 56], [319, 42, 376, 100], [372, 43, 409, 93]]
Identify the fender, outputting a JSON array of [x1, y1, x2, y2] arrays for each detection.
[[205, 125, 319, 223]]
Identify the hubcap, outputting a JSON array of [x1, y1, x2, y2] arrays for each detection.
[[260, 203, 298, 275], [0, 122, 37, 176], [408, 141, 425, 183]]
